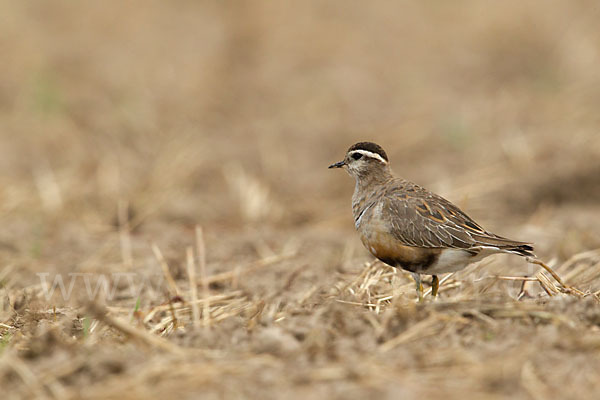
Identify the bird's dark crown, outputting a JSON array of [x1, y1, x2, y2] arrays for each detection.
[[348, 142, 389, 162]]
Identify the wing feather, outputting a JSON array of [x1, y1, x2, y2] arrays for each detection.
[[381, 179, 533, 255]]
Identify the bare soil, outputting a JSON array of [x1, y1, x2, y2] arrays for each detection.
[[1, 1, 600, 399]]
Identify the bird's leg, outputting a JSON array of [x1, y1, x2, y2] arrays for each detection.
[[431, 275, 439, 298], [411, 272, 423, 302]]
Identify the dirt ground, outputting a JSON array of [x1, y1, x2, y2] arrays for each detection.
[[1, 1, 600, 399]]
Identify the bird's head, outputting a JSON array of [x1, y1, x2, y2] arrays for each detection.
[[328, 141, 391, 180]]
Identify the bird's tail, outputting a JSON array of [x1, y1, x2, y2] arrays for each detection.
[[473, 234, 535, 258], [502, 243, 535, 258]]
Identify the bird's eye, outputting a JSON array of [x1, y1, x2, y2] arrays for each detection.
[[351, 153, 363, 160]]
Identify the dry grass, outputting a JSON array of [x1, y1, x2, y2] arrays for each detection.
[[2, 1, 600, 399]]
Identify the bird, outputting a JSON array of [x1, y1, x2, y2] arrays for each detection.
[[329, 141, 534, 300]]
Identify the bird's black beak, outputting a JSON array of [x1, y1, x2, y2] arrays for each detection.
[[328, 160, 346, 169]]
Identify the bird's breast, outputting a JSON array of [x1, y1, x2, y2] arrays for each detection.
[[358, 220, 442, 272]]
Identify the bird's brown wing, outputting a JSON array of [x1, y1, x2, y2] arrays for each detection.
[[381, 180, 534, 255]]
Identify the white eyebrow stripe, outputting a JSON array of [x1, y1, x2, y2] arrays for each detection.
[[349, 150, 388, 164]]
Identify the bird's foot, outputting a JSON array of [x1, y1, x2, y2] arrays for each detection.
[[431, 275, 439, 298], [412, 273, 424, 302]]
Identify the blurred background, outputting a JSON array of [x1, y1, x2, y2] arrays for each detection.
[[1, 1, 600, 398], [2, 1, 599, 272]]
